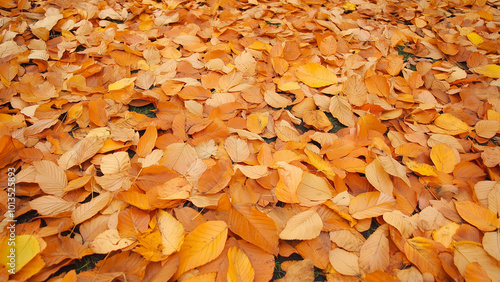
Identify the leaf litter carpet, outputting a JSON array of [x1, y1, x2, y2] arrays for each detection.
[[1, 0, 500, 281]]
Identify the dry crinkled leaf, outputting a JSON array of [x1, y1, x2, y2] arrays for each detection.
[[383, 210, 417, 238], [295, 62, 337, 87], [279, 209, 323, 240], [328, 248, 360, 276], [90, 229, 135, 254]]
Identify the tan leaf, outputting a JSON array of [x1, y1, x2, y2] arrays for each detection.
[[29, 196, 76, 216], [454, 241, 500, 280], [329, 95, 355, 127], [100, 151, 131, 174], [365, 159, 394, 195], [71, 192, 111, 225], [224, 136, 250, 163], [359, 224, 390, 274], [160, 143, 199, 175], [33, 160, 68, 197], [376, 154, 411, 187], [329, 248, 360, 276], [342, 75, 367, 107], [349, 191, 396, 219], [279, 209, 323, 240], [157, 210, 185, 255]]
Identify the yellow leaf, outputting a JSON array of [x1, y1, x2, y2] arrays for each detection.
[[303, 110, 333, 132], [471, 64, 500, 78], [157, 210, 185, 256], [455, 201, 499, 231], [176, 221, 228, 277], [224, 136, 250, 163], [108, 77, 136, 91], [295, 62, 337, 87], [329, 230, 365, 252], [246, 112, 269, 134], [279, 209, 323, 240], [0, 235, 42, 273], [328, 248, 360, 276], [434, 113, 470, 135], [430, 143, 458, 173], [467, 32, 484, 46], [349, 191, 396, 219], [454, 241, 500, 280], [359, 224, 390, 274], [343, 2, 356, 11], [432, 222, 460, 249], [404, 159, 437, 177], [304, 149, 338, 180], [227, 246, 255, 282], [365, 159, 394, 195]]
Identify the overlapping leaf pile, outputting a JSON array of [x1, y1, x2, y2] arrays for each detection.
[[1, 0, 500, 280]]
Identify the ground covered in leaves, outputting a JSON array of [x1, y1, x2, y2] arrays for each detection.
[[1, 0, 500, 280]]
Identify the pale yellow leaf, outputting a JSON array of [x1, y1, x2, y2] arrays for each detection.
[[29, 196, 76, 216], [279, 209, 323, 240], [108, 77, 136, 91], [475, 120, 500, 139], [483, 232, 500, 262], [297, 172, 333, 206], [434, 113, 470, 135], [329, 248, 360, 276], [224, 136, 250, 163], [157, 210, 185, 255], [89, 229, 135, 254], [233, 164, 269, 179], [58, 136, 105, 169], [454, 241, 500, 280], [100, 151, 131, 174], [383, 210, 417, 238], [329, 230, 365, 252]]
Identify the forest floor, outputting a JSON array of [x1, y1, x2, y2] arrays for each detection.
[[1, 0, 500, 281]]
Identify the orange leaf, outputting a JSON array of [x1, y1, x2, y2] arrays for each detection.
[[136, 123, 158, 157], [455, 201, 499, 231]]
